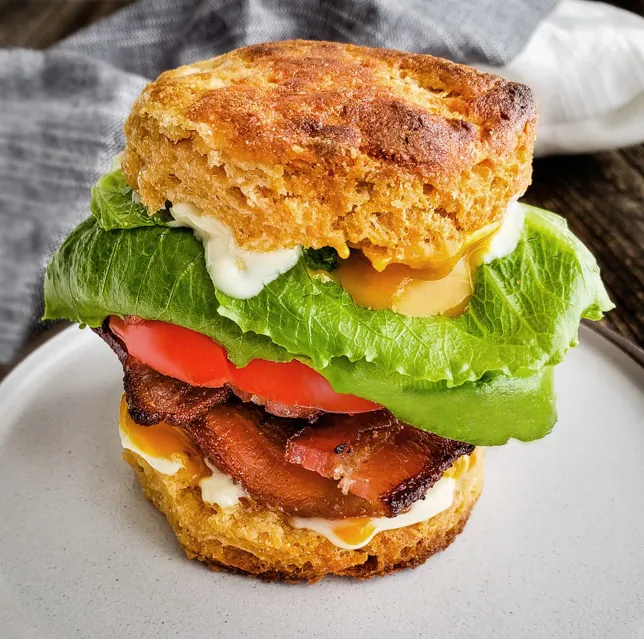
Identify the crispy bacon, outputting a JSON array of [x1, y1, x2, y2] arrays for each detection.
[[123, 357, 229, 426], [182, 405, 382, 518], [285, 413, 474, 517]]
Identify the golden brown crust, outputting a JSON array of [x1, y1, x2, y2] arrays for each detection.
[[123, 446, 484, 583], [122, 40, 537, 267]]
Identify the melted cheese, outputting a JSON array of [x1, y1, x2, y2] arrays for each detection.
[[336, 252, 476, 318], [119, 398, 207, 480], [170, 202, 301, 299], [290, 477, 456, 550], [119, 422, 184, 476], [442, 453, 471, 480], [335, 202, 525, 318]]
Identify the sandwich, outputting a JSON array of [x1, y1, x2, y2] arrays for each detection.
[[43, 40, 612, 583]]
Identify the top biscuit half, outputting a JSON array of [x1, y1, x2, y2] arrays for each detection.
[[122, 40, 537, 269]]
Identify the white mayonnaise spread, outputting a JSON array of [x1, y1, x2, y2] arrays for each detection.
[[170, 202, 301, 299], [290, 477, 456, 550], [482, 201, 526, 263], [198, 459, 248, 508]]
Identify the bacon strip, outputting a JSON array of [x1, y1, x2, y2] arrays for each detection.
[[123, 357, 229, 426], [182, 405, 382, 518], [285, 413, 474, 517]]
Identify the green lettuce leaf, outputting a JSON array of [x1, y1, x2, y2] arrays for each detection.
[[44, 218, 290, 365], [322, 359, 556, 445], [88, 172, 611, 387], [302, 247, 338, 271], [43, 216, 556, 444], [91, 169, 172, 231], [43, 170, 609, 444], [216, 206, 613, 385]]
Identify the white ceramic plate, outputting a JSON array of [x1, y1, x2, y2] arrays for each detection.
[[1, 325, 643, 639]]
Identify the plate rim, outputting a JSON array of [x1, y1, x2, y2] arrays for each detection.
[[583, 320, 644, 368], [0, 326, 91, 429]]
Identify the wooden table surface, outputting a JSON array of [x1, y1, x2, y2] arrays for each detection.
[[1, 0, 643, 376]]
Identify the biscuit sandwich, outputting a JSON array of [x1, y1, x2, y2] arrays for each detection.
[[43, 40, 612, 583]]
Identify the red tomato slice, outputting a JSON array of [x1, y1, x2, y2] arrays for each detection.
[[109, 317, 380, 414]]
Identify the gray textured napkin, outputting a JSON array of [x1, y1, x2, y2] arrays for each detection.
[[0, 0, 557, 362]]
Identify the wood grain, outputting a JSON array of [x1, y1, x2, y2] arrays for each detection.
[[0, 0, 642, 366], [0, 0, 135, 49], [525, 148, 644, 346]]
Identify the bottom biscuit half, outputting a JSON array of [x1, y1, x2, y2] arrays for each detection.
[[124, 447, 484, 583]]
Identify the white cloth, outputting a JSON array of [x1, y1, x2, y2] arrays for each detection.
[[479, 0, 644, 156]]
